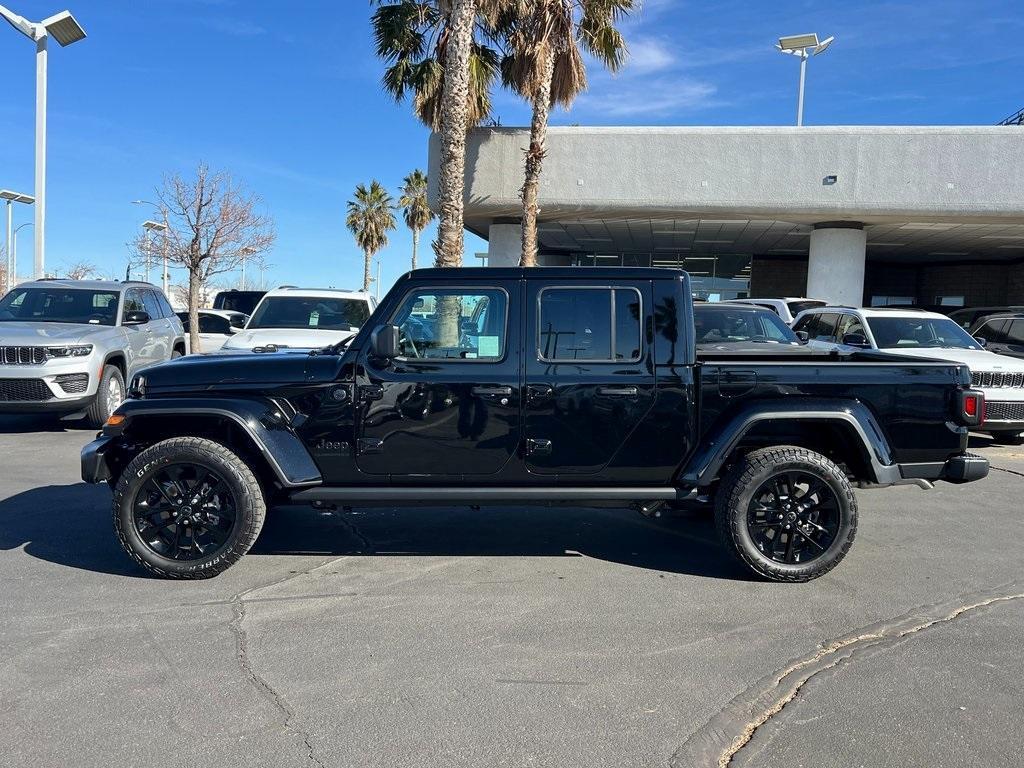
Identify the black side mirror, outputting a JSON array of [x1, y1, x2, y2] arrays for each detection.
[[974, 336, 987, 348], [371, 324, 400, 358], [795, 330, 809, 343], [842, 333, 871, 348], [123, 310, 150, 325]]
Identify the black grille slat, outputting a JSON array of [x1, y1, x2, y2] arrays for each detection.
[[0, 379, 53, 402], [0, 346, 46, 365], [986, 401, 1024, 421]]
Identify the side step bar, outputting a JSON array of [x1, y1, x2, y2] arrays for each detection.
[[289, 486, 692, 504]]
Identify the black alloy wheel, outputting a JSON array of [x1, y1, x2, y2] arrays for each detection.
[[132, 463, 238, 561], [746, 470, 840, 565]]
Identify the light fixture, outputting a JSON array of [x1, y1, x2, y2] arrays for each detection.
[[776, 32, 834, 125], [0, 4, 87, 279]]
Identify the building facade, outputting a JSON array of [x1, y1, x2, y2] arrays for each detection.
[[429, 126, 1024, 307]]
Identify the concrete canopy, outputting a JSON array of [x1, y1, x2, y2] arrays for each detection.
[[429, 125, 1024, 264]]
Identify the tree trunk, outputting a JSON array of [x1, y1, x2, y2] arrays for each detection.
[[188, 269, 201, 354], [434, 0, 475, 268], [411, 228, 419, 271], [363, 248, 372, 292], [520, 44, 556, 268]]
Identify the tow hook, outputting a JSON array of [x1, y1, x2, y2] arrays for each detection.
[[636, 500, 665, 518]]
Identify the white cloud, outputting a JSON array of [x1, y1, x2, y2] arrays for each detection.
[[575, 77, 719, 118], [626, 36, 677, 74]]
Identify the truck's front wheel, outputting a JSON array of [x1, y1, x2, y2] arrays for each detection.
[[715, 446, 857, 582], [113, 437, 266, 579]]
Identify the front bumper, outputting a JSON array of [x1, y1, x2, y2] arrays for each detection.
[[899, 452, 990, 485], [0, 394, 94, 414], [81, 435, 114, 483]]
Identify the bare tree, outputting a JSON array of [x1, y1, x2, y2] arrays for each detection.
[[62, 260, 99, 280], [132, 165, 275, 352]]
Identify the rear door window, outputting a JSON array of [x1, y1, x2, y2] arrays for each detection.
[[141, 291, 164, 320], [538, 287, 641, 362], [1007, 320, 1024, 345]]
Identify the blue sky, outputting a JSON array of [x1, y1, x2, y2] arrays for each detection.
[[0, 0, 1021, 293]]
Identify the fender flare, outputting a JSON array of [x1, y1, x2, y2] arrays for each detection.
[[677, 398, 900, 487], [108, 397, 322, 488]]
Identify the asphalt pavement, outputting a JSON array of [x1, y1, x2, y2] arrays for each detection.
[[1, 413, 1021, 768]]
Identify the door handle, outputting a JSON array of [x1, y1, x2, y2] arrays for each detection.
[[596, 386, 638, 397], [471, 385, 513, 397]]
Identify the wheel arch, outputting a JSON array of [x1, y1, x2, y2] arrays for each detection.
[[678, 399, 899, 487], [104, 399, 322, 493], [102, 352, 127, 380]]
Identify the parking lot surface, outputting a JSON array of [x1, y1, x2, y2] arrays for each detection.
[[1, 414, 1022, 768]]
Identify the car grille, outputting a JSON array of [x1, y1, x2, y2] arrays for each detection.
[[0, 346, 47, 365], [0, 378, 53, 402], [986, 401, 1024, 422], [971, 371, 1024, 388], [55, 373, 89, 394]]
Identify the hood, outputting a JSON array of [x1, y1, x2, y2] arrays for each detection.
[[877, 347, 1024, 372], [222, 327, 357, 350], [140, 348, 342, 392], [0, 321, 110, 344]]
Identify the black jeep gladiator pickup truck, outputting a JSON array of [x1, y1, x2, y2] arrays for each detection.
[[82, 268, 989, 582]]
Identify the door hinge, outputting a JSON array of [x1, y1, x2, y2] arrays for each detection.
[[525, 438, 553, 456], [359, 384, 384, 402], [357, 438, 384, 454]]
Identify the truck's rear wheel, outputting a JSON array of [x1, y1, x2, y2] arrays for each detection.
[[715, 446, 857, 582], [113, 437, 266, 579]]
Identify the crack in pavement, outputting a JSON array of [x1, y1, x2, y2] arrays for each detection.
[[990, 465, 1024, 479], [669, 584, 1024, 768], [227, 559, 352, 768]]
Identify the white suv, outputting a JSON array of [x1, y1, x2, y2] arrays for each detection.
[[731, 297, 827, 325], [792, 306, 1024, 442], [0, 279, 186, 426], [222, 287, 376, 351]]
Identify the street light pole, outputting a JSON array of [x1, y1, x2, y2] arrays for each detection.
[[142, 220, 167, 292], [13, 222, 32, 283], [0, 5, 87, 279], [777, 33, 833, 127], [1, 190, 34, 293]]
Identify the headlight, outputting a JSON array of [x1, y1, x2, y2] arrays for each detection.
[[129, 374, 147, 398], [46, 344, 93, 358]]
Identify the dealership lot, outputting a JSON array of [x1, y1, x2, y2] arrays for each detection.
[[1, 415, 1022, 768]]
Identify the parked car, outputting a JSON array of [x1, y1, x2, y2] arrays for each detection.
[[970, 313, 1024, 359], [82, 267, 988, 582], [212, 289, 266, 316], [694, 302, 803, 350], [792, 305, 1024, 442], [221, 287, 376, 351], [731, 297, 827, 325], [0, 279, 185, 427], [176, 309, 248, 352], [949, 305, 1024, 330]]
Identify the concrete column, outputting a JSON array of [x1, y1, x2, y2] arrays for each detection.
[[486, 221, 521, 267], [806, 223, 867, 306]]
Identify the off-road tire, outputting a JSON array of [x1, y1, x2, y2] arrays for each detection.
[[714, 445, 857, 582], [85, 365, 125, 429], [113, 437, 266, 579]]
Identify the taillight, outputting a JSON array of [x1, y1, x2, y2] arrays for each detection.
[[959, 390, 985, 426]]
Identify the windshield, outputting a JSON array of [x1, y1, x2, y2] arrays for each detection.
[[866, 316, 982, 350], [247, 296, 370, 331], [787, 300, 827, 316], [694, 306, 800, 345], [0, 287, 120, 326]]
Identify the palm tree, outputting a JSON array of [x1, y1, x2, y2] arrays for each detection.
[[503, 0, 633, 266], [346, 181, 397, 292], [398, 169, 434, 270], [372, 0, 507, 268]]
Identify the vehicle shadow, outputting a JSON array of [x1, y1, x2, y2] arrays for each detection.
[[0, 414, 86, 434], [0, 482, 746, 581]]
